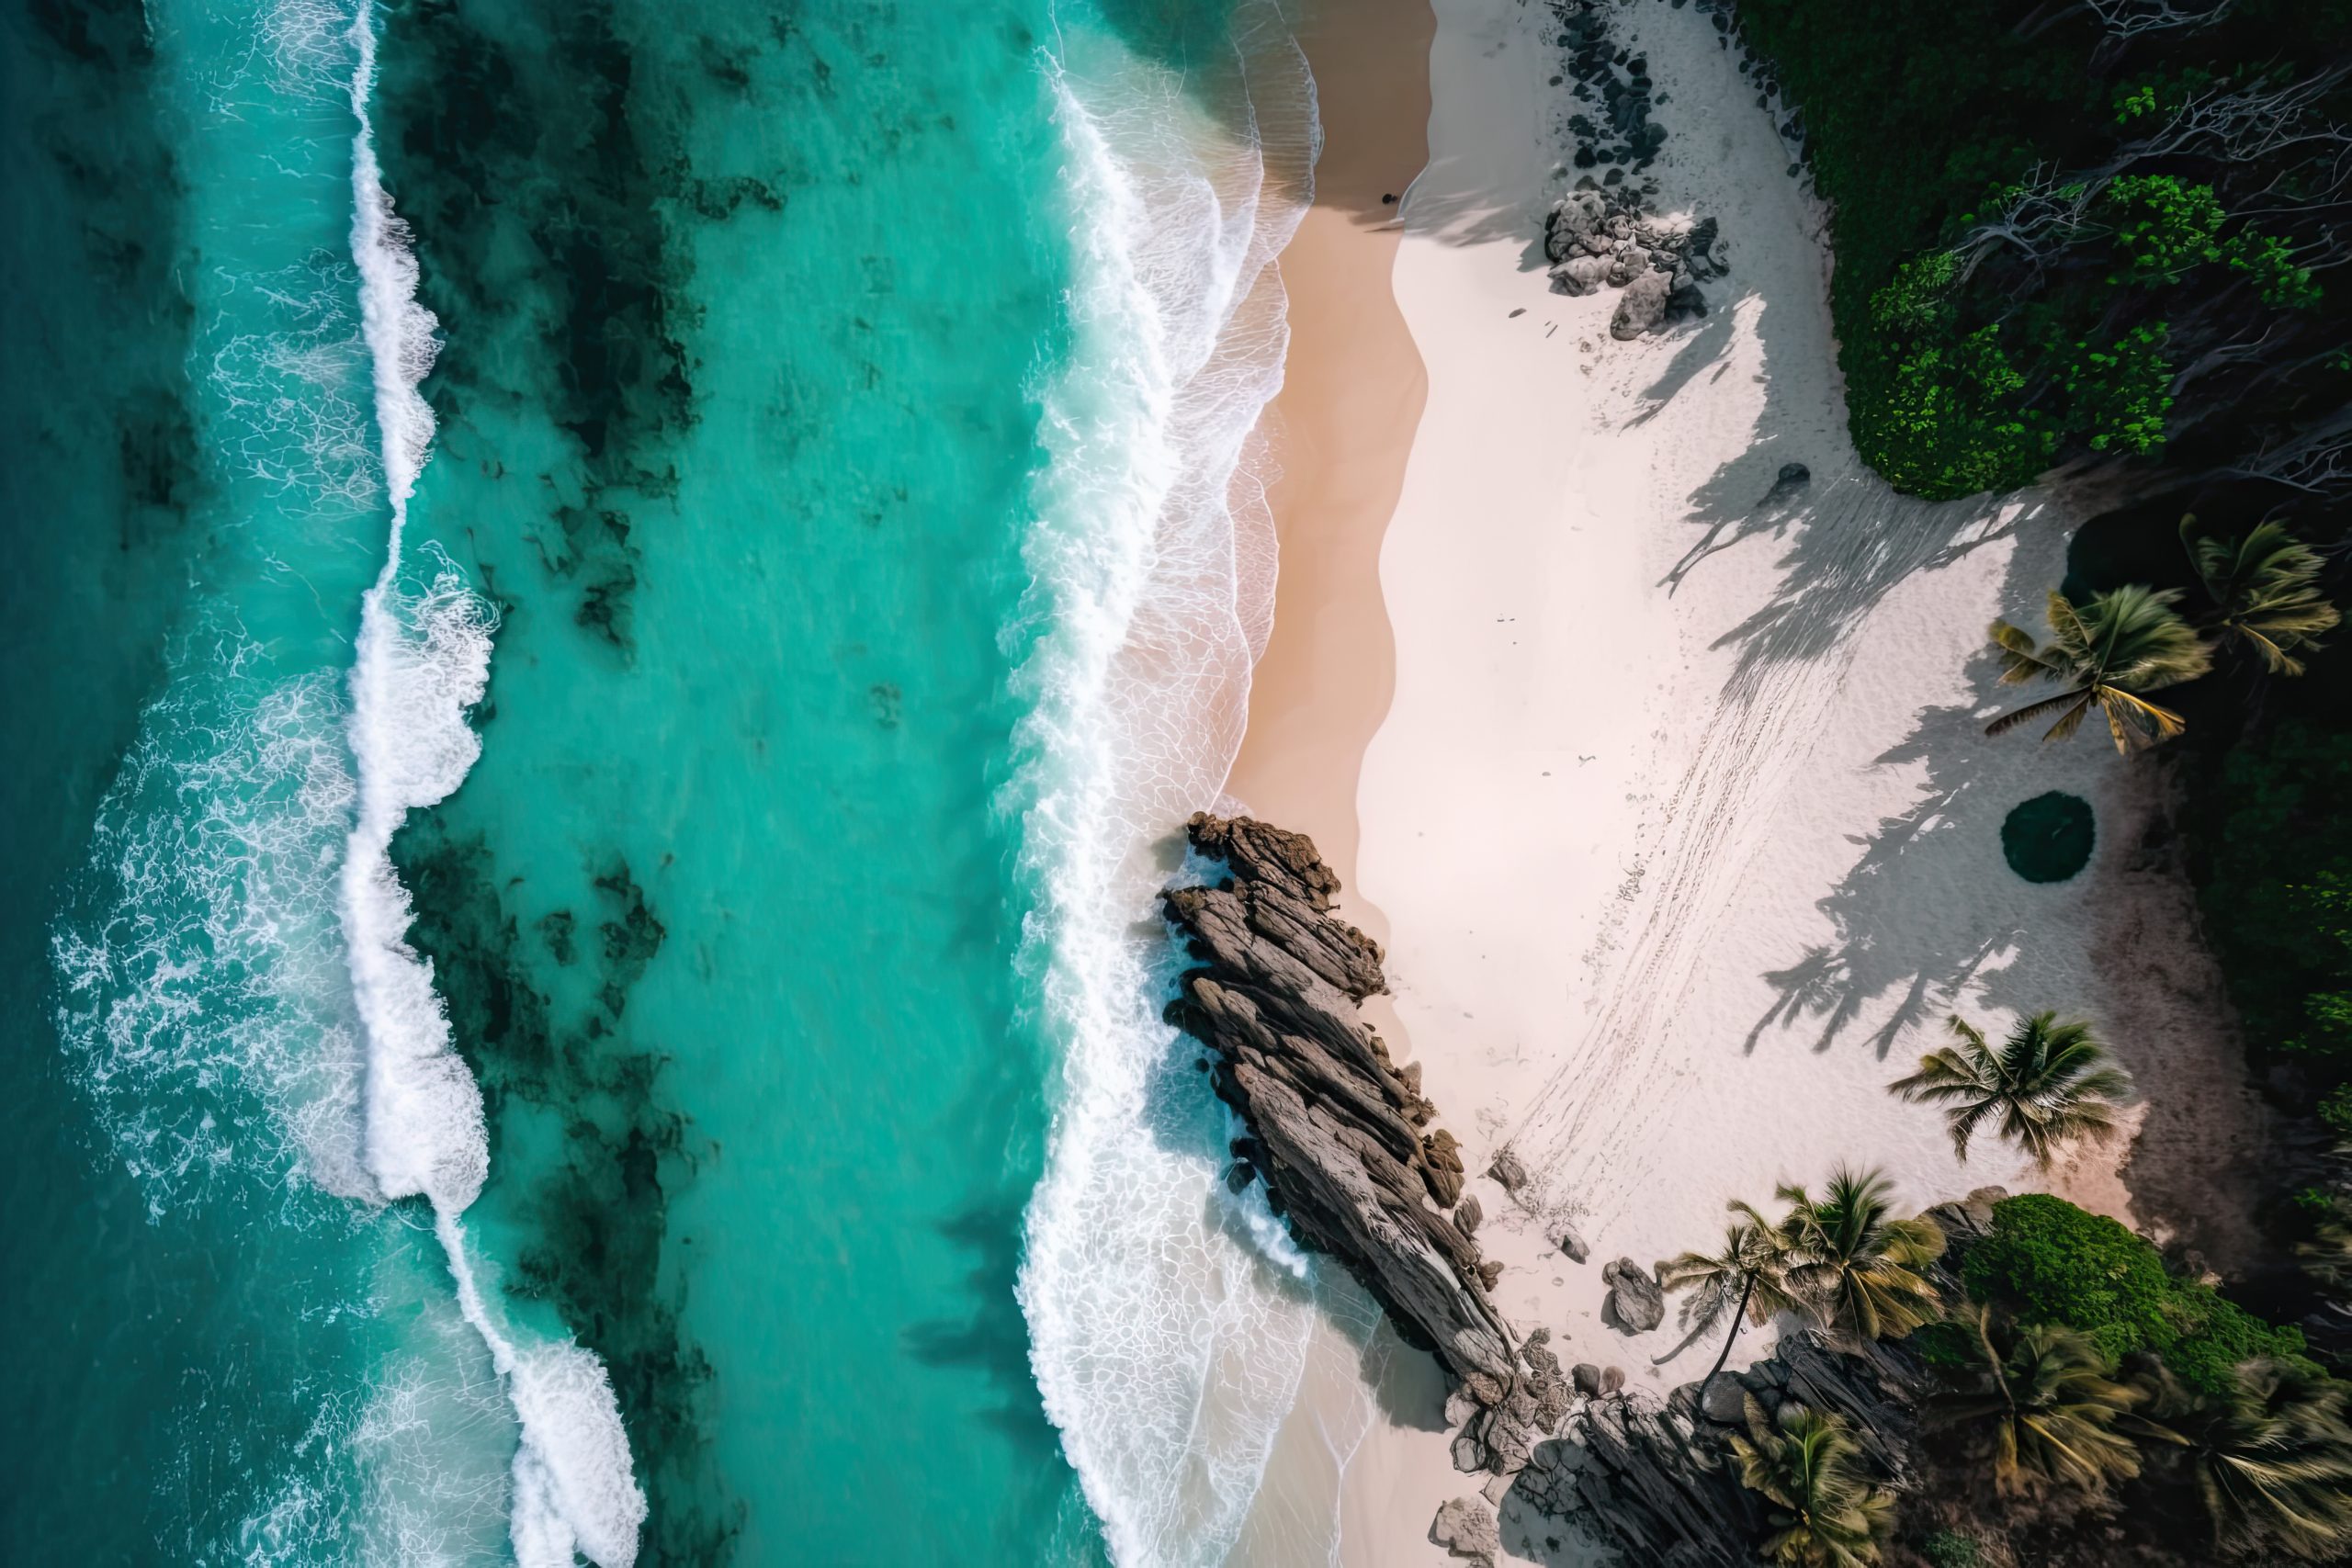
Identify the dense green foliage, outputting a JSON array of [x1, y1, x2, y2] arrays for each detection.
[[1732, 0, 2352, 499], [2197, 725, 2352, 1066], [1962, 1195, 2317, 1394]]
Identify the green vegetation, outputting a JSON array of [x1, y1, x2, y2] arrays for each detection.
[[1730, 1400, 1895, 1567], [2181, 517, 2342, 677], [1929, 1305, 2171, 1495], [1731, 0, 2351, 499], [1889, 1010, 2133, 1166], [1655, 1211, 1803, 1382], [1658, 1168, 1944, 1355], [1919, 1530, 1984, 1568], [2186, 1361, 2352, 1561], [1960, 1194, 2319, 1394], [1985, 584, 2211, 750], [2197, 724, 2352, 1070]]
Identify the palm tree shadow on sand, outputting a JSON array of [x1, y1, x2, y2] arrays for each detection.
[[1739, 615, 2123, 1065]]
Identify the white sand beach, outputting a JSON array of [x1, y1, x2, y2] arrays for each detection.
[[1226, 0, 2274, 1560]]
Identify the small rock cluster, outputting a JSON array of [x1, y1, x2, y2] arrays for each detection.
[[1537, 0, 1729, 338], [1543, 186, 1726, 338], [1446, 1325, 1575, 1482], [1553, 0, 1668, 184]]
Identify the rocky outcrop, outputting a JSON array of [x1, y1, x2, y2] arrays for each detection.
[[1600, 1258, 1666, 1333], [1522, 1328, 1926, 1568], [1430, 1497, 1500, 1567], [1164, 814, 1521, 1405], [1539, 1, 1730, 334]]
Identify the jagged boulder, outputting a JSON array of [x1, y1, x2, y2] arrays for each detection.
[[1431, 1497, 1501, 1567], [1163, 813, 1519, 1412], [1611, 268, 1672, 340], [1600, 1258, 1666, 1333], [1487, 1148, 1529, 1194], [1552, 1218, 1591, 1264]]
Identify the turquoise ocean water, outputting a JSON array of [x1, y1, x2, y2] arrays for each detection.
[[1, 0, 1334, 1562]]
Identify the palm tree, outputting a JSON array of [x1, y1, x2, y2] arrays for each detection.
[[1985, 585, 2213, 752], [1889, 1011, 2134, 1168], [1928, 1306, 2172, 1495], [1729, 1398, 1895, 1568], [1657, 1208, 1804, 1381], [2185, 1359, 2352, 1561], [2182, 514, 2340, 677], [1779, 1168, 1948, 1343]]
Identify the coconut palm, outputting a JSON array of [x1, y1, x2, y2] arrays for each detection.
[[1929, 1306, 2171, 1495], [2182, 514, 2340, 677], [2185, 1359, 2352, 1561], [1778, 1168, 1948, 1343], [1657, 1208, 1805, 1381], [1729, 1397, 1895, 1568], [2299, 1199, 2352, 1296], [1889, 1011, 2134, 1168], [1985, 585, 2213, 752]]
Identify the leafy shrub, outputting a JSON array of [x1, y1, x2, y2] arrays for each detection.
[[2229, 231, 2324, 310], [2320, 1085, 2352, 1138], [1922, 1530, 1984, 1568], [2060, 323, 2174, 455], [2105, 176, 2225, 285], [2199, 726, 2352, 1063], [1962, 1194, 2318, 1393]]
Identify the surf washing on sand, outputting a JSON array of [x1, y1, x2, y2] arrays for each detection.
[[1012, 5, 1345, 1564], [21, 0, 1356, 1560]]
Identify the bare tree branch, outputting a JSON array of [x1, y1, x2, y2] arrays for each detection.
[[2078, 0, 2235, 35]]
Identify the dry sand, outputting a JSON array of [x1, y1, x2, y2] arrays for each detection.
[[1221, 0, 2271, 1561]]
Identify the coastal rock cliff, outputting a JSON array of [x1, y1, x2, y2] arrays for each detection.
[[1162, 814, 1529, 1412]]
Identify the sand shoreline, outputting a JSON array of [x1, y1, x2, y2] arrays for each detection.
[[1223, 0, 2266, 1561]]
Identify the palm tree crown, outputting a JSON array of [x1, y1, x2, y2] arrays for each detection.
[[1778, 1168, 1948, 1344], [2188, 1359, 2352, 1562], [1730, 1398, 1895, 1567], [1985, 585, 2212, 752], [1929, 1306, 2172, 1496], [1657, 1209, 1805, 1378], [2182, 515, 2340, 677], [1890, 1011, 2134, 1168]]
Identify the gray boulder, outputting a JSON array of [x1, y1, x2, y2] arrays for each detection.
[[1552, 1219, 1591, 1264], [1699, 1372, 1747, 1425], [1544, 190, 1609, 263], [1431, 1497, 1501, 1567], [1487, 1148, 1530, 1194], [1610, 269, 1671, 340], [1548, 254, 1611, 297], [1600, 1258, 1666, 1333], [1573, 1362, 1603, 1399]]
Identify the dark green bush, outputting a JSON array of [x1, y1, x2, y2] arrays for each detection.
[[1962, 1194, 2318, 1393], [1922, 1530, 1985, 1568]]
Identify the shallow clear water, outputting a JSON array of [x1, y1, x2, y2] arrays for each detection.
[[1, 0, 1331, 1562]]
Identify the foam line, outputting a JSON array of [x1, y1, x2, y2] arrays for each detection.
[[339, 8, 646, 1562]]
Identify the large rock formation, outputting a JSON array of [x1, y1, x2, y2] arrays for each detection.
[[1518, 1329, 1925, 1568], [1164, 814, 1544, 1433]]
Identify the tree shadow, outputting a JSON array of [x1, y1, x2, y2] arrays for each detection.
[[1742, 630, 2122, 1063]]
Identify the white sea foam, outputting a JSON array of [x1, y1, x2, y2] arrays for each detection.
[[1012, 8, 1326, 1563], [341, 10, 646, 1562], [51, 627, 375, 1215]]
